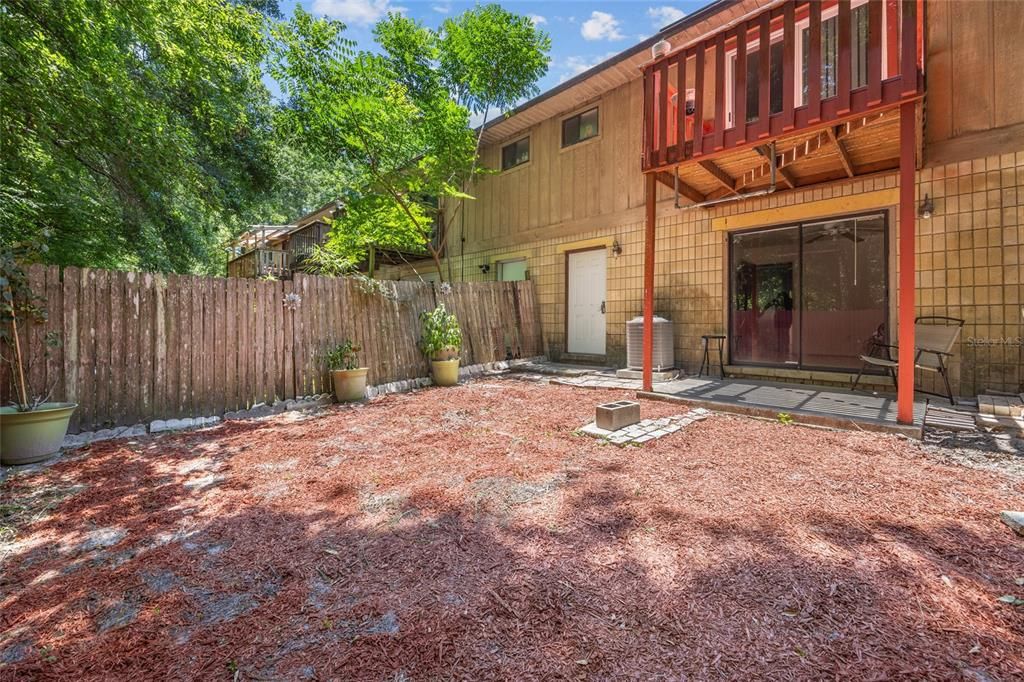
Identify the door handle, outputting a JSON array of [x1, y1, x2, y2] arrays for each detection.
[[600, 301, 606, 314]]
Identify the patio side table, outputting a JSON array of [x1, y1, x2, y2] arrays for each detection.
[[699, 334, 726, 378]]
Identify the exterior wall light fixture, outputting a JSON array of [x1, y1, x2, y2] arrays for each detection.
[[919, 194, 934, 219], [611, 239, 622, 257]]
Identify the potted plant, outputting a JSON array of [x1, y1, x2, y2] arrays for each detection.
[[324, 339, 368, 402], [420, 304, 462, 387], [1, 241, 77, 466]]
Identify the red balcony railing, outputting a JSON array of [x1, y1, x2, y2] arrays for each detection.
[[642, 0, 924, 172]]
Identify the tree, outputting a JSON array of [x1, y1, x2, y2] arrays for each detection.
[[272, 5, 550, 280], [0, 0, 280, 273]]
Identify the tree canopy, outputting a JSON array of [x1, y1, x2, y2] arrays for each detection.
[[0, 0, 288, 272], [0, 1, 550, 276], [272, 5, 550, 278]]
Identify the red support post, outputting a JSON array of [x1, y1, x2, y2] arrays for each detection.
[[897, 100, 916, 424], [643, 173, 657, 393]]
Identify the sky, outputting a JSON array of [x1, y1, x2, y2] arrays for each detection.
[[273, 0, 711, 100]]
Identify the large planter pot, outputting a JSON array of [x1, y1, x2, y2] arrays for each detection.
[[431, 358, 460, 387], [432, 346, 460, 361], [0, 402, 77, 466], [332, 368, 369, 402]]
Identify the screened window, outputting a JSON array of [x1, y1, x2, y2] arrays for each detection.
[[562, 108, 599, 147], [501, 137, 530, 170]]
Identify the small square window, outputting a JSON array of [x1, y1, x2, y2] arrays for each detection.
[[497, 259, 528, 281], [501, 137, 530, 170], [561, 107, 599, 147]]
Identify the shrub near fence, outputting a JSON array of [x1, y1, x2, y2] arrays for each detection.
[[0, 266, 543, 434]]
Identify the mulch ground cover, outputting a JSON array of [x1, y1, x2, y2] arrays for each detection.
[[1, 378, 1022, 680]]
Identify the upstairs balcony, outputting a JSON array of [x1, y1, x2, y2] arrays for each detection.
[[642, 0, 924, 197]]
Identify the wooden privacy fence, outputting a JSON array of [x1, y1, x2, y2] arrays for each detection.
[[0, 266, 543, 434]]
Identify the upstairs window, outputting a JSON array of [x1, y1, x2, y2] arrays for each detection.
[[561, 107, 599, 147], [501, 137, 530, 170]]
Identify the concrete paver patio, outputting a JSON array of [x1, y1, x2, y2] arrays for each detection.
[[544, 369, 926, 436]]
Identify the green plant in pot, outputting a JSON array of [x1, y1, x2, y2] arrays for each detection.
[[1, 241, 77, 466], [325, 339, 368, 402], [420, 304, 462, 387]]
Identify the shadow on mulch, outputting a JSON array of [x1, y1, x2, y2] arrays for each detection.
[[1, 381, 1022, 680]]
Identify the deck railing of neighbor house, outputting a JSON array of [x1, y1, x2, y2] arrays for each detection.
[[641, 0, 924, 172], [227, 248, 290, 279]]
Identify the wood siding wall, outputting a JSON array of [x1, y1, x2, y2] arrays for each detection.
[[925, 0, 1024, 143], [0, 267, 542, 433], [457, 0, 1024, 252], [460, 79, 646, 253]]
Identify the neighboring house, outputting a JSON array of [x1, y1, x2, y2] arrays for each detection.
[[228, 200, 435, 279], [227, 200, 341, 279], [378, 0, 1024, 421]]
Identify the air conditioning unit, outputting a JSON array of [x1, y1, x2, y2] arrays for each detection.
[[625, 316, 674, 371]]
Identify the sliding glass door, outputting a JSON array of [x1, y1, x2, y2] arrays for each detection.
[[729, 213, 887, 371]]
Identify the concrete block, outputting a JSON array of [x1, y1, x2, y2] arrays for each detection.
[[596, 400, 641, 431]]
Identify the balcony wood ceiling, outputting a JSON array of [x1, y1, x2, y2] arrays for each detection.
[[656, 107, 901, 202]]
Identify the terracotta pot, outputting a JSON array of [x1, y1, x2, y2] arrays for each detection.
[[430, 358, 460, 386], [331, 368, 368, 402], [0, 402, 77, 466]]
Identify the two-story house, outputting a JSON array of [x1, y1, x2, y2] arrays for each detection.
[[377, 0, 1023, 425]]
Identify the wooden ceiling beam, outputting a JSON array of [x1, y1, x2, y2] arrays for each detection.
[[753, 145, 797, 189], [698, 160, 738, 195], [655, 171, 707, 204], [826, 126, 856, 177], [737, 133, 828, 189]]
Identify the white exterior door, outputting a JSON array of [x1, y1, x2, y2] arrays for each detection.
[[567, 249, 607, 355]]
